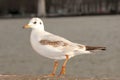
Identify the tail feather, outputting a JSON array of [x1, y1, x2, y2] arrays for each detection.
[[86, 46, 106, 51]]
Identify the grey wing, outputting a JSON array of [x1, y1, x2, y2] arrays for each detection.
[[42, 32, 73, 44]]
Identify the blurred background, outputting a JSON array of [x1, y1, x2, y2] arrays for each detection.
[[0, 0, 120, 79], [0, 0, 120, 17]]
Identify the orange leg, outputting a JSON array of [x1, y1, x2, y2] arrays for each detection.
[[58, 55, 69, 76], [47, 60, 58, 77]]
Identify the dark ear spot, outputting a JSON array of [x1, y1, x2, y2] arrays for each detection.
[[40, 22, 42, 24]]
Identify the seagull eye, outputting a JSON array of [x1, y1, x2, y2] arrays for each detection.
[[33, 21, 37, 24]]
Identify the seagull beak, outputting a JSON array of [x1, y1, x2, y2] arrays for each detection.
[[23, 24, 31, 29]]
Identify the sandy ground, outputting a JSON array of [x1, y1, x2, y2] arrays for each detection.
[[0, 15, 120, 79], [0, 75, 113, 80]]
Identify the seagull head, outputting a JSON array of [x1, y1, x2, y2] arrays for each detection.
[[23, 17, 44, 31]]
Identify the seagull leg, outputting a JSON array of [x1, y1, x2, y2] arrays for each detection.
[[58, 55, 69, 76], [47, 60, 58, 77]]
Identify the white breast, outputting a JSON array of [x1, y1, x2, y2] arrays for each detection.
[[30, 30, 69, 60]]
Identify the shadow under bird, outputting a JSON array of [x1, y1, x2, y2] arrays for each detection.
[[23, 17, 106, 77]]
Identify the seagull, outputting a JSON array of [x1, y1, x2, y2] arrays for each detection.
[[23, 17, 106, 77]]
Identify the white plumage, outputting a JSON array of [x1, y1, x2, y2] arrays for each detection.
[[23, 17, 106, 77], [25, 18, 90, 60]]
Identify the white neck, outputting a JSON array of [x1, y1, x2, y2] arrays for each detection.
[[32, 24, 45, 32]]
